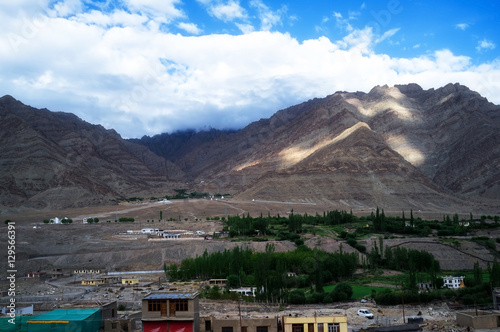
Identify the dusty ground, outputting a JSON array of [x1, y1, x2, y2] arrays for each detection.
[[1, 199, 497, 277], [1, 199, 498, 331]]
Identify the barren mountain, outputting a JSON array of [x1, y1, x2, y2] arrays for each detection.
[[2, 83, 499, 212], [0, 95, 184, 212], [162, 83, 500, 210]]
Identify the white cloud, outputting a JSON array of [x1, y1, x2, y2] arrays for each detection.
[[124, 0, 184, 24], [236, 23, 254, 34], [72, 10, 148, 27], [476, 39, 496, 52], [332, 11, 353, 32], [0, 4, 499, 139], [51, 0, 83, 17], [455, 23, 469, 30], [209, 1, 247, 21], [375, 28, 400, 44], [177, 22, 202, 35], [250, 0, 285, 31]]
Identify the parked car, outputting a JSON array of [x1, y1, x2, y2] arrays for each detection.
[[360, 299, 367, 303], [357, 309, 374, 319]]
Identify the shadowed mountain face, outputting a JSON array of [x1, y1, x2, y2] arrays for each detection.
[[142, 83, 500, 210], [2, 83, 499, 212], [0, 95, 184, 211]]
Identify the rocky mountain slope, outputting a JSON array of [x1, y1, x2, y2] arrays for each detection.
[[129, 128, 237, 163], [140, 83, 499, 211], [2, 83, 499, 212], [0, 95, 184, 212]]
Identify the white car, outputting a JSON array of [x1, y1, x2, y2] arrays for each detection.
[[357, 309, 374, 319]]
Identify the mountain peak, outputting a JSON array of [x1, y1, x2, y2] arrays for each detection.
[[394, 83, 423, 94], [0, 95, 19, 104]]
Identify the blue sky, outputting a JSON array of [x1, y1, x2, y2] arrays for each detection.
[[0, 0, 499, 138]]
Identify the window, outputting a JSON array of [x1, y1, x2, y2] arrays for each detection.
[[148, 300, 162, 311], [242, 326, 247, 332], [308, 323, 314, 332], [292, 324, 304, 332], [171, 299, 188, 311], [317, 323, 324, 332], [257, 327, 268, 332], [327, 323, 339, 332], [222, 327, 233, 332], [205, 320, 212, 332]]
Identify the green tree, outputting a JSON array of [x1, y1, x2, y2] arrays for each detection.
[[490, 259, 500, 287], [167, 263, 179, 281], [473, 261, 483, 286], [289, 289, 306, 304], [332, 282, 353, 299], [226, 274, 240, 288]]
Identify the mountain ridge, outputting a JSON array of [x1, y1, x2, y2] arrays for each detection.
[[1, 83, 499, 212], [0, 95, 184, 212]]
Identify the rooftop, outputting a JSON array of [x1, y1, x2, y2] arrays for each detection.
[[144, 292, 199, 300]]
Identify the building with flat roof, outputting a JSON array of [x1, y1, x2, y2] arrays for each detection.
[[26, 308, 101, 332], [281, 315, 348, 332], [142, 292, 199, 332], [442, 276, 465, 289], [205, 316, 278, 332]]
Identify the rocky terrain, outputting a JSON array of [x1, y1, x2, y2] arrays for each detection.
[[0, 95, 184, 212], [1, 83, 500, 213], [137, 83, 500, 212]]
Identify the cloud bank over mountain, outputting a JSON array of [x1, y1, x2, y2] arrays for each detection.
[[0, 0, 499, 138]]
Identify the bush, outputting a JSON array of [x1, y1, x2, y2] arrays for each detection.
[[294, 239, 304, 246], [355, 244, 366, 252], [308, 292, 325, 304], [375, 289, 400, 305], [289, 289, 306, 304], [333, 282, 353, 299], [346, 238, 357, 247]]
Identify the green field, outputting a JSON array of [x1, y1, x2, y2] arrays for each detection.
[[322, 284, 391, 299]]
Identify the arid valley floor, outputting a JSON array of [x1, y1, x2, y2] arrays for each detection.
[[2, 199, 500, 331]]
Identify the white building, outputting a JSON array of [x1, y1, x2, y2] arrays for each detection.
[[229, 287, 258, 297], [442, 276, 465, 289], [163, 233, 181, 239]]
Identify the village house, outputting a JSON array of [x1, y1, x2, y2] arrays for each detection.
[[122, 278, 139, 285], [142, 291, 200, 332], [442, 276, 465, 289], [81, 278, 105, 286], [27, 271, 47, 279], [281, 315, 348, 332], [203, 316, 278, 332]]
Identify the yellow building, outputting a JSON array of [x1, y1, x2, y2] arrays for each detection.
[[81, 278, 105, 286], [282, 315, 348, 332], [122, 278, 139, 285]]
